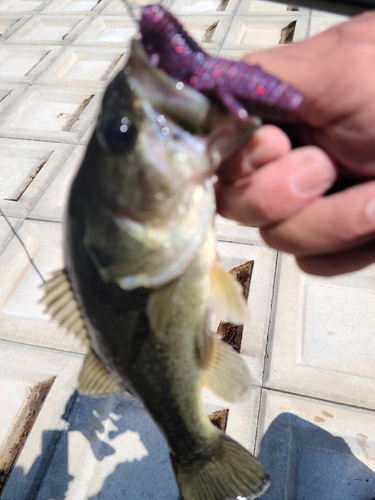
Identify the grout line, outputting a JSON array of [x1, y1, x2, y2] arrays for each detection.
[[0, 134, 84, 145], [263, 385, 375, 413], [216, 0, 240, 52], [216, 239, 271, 249], [307, 7, 312, 37], [261, 250, 280, 387], [253, 250, 280, 453], [31, 390, 79, 500], [253, 387, 264, 456]]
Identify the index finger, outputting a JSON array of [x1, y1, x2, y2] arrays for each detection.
[[217, 125, 291, 182]]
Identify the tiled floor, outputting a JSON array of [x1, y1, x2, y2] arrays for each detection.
[[1, 1, 373, 499]]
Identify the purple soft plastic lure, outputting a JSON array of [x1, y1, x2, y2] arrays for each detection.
[[139, 4, 304, 122]]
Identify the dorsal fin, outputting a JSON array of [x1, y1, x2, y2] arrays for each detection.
[[40, 269, 124, 396], [78, 349, 123, 396], [40, 269, 90, 348]]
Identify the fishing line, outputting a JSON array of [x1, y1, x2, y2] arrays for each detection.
[[0, 208, 45, 283], [0, 0, 158, 287], [121, 0, 139, 27]]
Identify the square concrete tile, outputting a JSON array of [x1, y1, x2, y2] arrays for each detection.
[[0, 15, 30, 41], [0, 86, 100, 143], [101, 0, 131, 14], [0, 15, 24, 37], [100, 0, 173, 15], [0, 0, 47, 12], [219, 46, 274, 58], [237, 0, 307, 14], [223, 14, 309, 49], [72, 16, 137, 47], [0, 341, 84, 500], [36, 46, 127, 89], [78, 115, 98, 144], [0, 46, 63, 84], [0, 83, 28, 115], [30, 145, 85, 222], [174, 14, 231, 52], [265, 253, 375, 410], [0, 139, 73, 218], [217, 240, 277, 385], [41, 0, 105, 14], [309, 12, 348, 36], [99, 0, 136, 14], [215, 214, 270, 246], [170, 0, 238, 15], [203, 385, 261, 452], [6, 14, 92, 44], [0, 219, 85, 353], [0, 215, 22, 255], [256, 389, 375, 499]]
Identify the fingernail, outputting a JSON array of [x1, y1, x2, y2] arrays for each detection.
[[240, 143, 270, 173], [289, 151, 336, 196], [366, 198, 375, 222], [240, 150, 256, 174]]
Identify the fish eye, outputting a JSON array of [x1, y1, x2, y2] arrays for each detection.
[[100, 117, 137, 155]]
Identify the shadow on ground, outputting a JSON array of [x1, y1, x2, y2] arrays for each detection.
[[4, 391, 179, 500], [4, 394, 375, 499]]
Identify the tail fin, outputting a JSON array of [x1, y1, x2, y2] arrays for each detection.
[[171, 433, 269, 500]]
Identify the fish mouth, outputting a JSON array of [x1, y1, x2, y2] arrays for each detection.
[[205, 113, 261, 168], [127, 40, 260, 176], [127, 40, 212, 135]]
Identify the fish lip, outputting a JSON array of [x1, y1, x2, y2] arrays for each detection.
[[205, 114, 261, 168], [128, 40, 211, 133]]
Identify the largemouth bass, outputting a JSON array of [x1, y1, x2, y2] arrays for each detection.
[[41, 7, 304, 499]]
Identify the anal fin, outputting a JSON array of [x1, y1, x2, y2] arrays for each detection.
[[78, 349, 123, 396], [203, 337, 251, 403]]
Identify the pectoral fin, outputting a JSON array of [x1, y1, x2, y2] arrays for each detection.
[[210, 264, 247, 324], [203, 337, 251, 403], [40, 269, 89, 347], [78, 349, 123, 396], [147, 279, 178, 336]]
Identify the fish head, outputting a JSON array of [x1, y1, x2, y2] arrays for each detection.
[[93, 40, 222, 224], [78, 40, 259, 289]]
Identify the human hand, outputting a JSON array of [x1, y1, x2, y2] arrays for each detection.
[[216, 12, 375, 276]]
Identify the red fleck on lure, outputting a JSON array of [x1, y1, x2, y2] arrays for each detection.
[[139, 4, 304, 122]]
